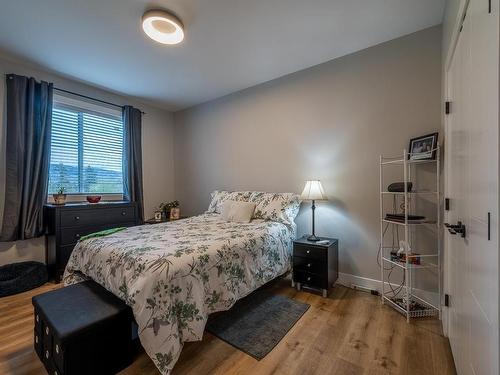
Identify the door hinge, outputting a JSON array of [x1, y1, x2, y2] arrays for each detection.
[[445, 101, 451, 115], [445, 198, 450, 211], [488, 212, 491, 240], [445, 294, 450, 307]]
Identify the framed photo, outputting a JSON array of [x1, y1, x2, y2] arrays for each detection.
[[408, 132, 438, 160], [170, 207, 181, 220], [154, 211, 163, 221]]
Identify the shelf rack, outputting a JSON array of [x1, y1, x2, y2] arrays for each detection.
[[379, 147, 441, 322]]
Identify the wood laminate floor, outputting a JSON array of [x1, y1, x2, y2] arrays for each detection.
[[0, 278, 456, 375]]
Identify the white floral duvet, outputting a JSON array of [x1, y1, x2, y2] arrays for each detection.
[[63, 213, 295, 374]]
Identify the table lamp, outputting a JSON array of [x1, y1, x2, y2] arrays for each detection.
[[301, 180, 327, 241]]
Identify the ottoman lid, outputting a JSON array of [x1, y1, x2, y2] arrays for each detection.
[[33, 280, 131, 342]]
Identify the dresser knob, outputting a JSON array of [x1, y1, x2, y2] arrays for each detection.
[[121, 211, 126, 216], [75, 216, 80, 220], [306, 250, 310, 254], [307, 277, 311, 281], [45, 350, 49, 359], [307, 263, 311, 268], [55, 344, 60, 354], [75, 234, 80, 238], [45, 327, 49, 335]]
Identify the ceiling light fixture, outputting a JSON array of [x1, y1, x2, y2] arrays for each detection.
[[142, 9, 184, 45]]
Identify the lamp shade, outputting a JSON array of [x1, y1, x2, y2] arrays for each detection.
[[300, 180, 327, 200]]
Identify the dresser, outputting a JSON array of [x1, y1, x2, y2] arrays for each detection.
[[44, 201, 140, 281], [292, 236, 338, 297]]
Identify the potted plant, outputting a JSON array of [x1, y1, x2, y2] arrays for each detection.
[[53, 187, 67, 205], [159, 200, 180, 220]]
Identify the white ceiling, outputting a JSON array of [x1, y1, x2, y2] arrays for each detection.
[[0, 0, 445, 111]]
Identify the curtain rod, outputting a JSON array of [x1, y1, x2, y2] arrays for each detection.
[[53, 87, 146, 115]]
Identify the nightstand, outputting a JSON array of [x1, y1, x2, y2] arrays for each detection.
[[292, 236, 338, 297]]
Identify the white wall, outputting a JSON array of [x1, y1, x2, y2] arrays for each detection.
[[0, 53, 176, 265], [174, 26, 442, 282]]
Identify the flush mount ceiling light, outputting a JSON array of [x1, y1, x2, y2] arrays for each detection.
[[142, 9, 184, 45]]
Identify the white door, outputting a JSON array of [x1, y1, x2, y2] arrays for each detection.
[[445, 0, 499, 374]]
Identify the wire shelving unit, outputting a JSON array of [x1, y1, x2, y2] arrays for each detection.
[[379, 147, 441, 322]]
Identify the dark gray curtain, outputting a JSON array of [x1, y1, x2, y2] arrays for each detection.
[[1, 74, 53, 241], [122, 106, 144, 223]]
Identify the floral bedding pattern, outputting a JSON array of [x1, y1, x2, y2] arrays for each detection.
[[206, 190, 252, 213], [249, 191, 300, 226], [63, 213, 295, 375], [207, 190, 301, 226]]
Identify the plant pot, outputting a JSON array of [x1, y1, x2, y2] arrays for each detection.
[[53, 194, 67, 205], [162, 209, 170, 221]]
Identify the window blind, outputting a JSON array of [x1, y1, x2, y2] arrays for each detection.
[[48, 102, 124, 194]]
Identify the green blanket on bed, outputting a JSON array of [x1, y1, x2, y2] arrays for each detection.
[[79, 227, 127, 241]]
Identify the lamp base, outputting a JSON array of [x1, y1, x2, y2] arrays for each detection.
[[307, 234, 321, 242]]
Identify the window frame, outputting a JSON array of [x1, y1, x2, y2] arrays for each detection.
[[47, 93, 125, 202]]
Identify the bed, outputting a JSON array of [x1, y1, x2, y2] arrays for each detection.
[[63, 191, 300, 375]]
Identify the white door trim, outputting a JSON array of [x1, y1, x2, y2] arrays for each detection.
[[442, 0, 470, 339]]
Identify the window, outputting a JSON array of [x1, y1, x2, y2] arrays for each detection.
[[48, 95, 124, 195]]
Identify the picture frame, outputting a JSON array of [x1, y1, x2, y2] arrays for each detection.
[[154, 211, 163, 221], [169, 207, 181, 220], [408, 132, 438, 160]]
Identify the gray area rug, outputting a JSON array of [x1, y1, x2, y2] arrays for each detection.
[[206, 290, 310, 360]]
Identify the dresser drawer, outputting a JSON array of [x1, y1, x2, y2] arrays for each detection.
[[60, 206, 135, 228], [293, 270, 327, 289], [293, 244, 326, 261], [59, 223, 128, 246], [293, 256, 325, 275], [60, 227, 87, 245]]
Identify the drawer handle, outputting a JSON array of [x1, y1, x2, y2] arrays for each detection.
[[306, 250, 310, 254], [55, 344, 60, 354], [45, 327, 49, 335], [307, 277, 311, 281], [36, 314, 39, 323], [75, 216, 80, 220], [121, 211, 126, 216], [307, 263, 311, 268], [35, 335, 39, 344], [45, 350, 49, 359]]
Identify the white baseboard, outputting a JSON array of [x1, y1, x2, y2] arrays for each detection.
[[335, 272, 440, 307]]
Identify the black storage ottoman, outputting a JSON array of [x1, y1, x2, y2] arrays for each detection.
[[32, 280, 134, 375]]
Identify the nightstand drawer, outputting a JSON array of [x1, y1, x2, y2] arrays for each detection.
[[293, 256, 325, 275], [293, 270, 327, 289], [293, 244, 326, 261]]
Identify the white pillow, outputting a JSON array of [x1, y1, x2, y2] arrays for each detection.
[[221, 200, 256, 223]]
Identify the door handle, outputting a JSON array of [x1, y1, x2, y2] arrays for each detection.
[[445, 221, 466, 238]]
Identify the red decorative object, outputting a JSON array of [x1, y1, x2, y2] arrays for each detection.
[[86, 195, 102, 204]]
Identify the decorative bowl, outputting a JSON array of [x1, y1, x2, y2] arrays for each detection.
[[86, 195, 102, 204]]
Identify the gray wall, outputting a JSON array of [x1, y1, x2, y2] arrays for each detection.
[[0, 53, 176, 265], [174, 26, 442, 281]]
